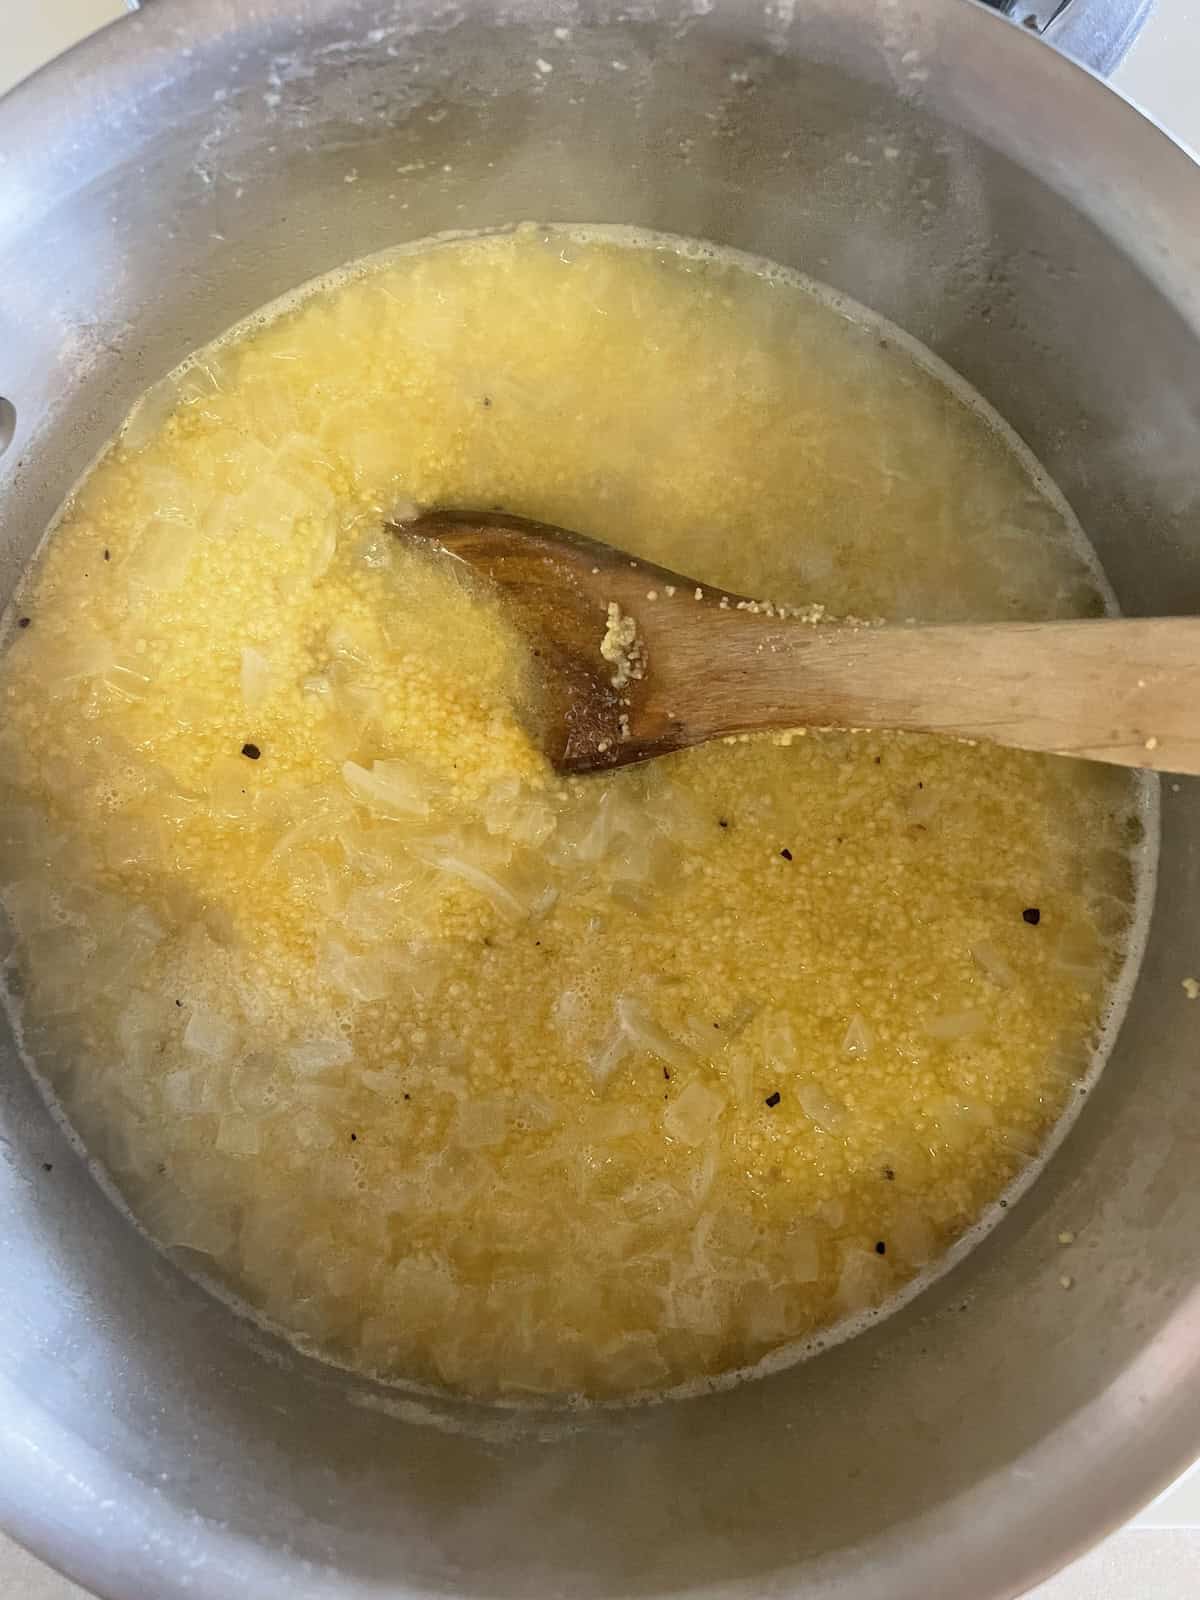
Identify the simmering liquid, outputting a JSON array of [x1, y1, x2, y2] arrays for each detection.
[[0, 227, 1145, 1401]]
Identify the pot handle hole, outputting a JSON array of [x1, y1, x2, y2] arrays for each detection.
[[0, 399, 16, 460]]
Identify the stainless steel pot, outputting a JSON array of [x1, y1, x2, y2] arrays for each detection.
[[1, 2, 1198, 1597]]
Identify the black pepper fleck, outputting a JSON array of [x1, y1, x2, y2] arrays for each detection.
[[780, 847, 793, 861], [718, 818, 729, 829], [883, 1166, 895, 1181], [175, 999, 183, 1007], [17, 617, 30, 629], [241, 742, 261, 760], [765, 1090, 781, 1108], [350, 1132, 357, 1142], [42, 1162, 53, 1172], [103, 549, 110, 561], [663, 1067, 670, 1080], [875, 1240, 886, 1255], [403, 1092, 411, 1101], [482, 395, 492, 408], [1022, 907, 1041, 925]]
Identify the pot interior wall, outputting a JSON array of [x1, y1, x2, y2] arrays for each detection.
[[2, 4, 1200, 1599]]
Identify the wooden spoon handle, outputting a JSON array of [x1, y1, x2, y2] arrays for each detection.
[[688, 616, 1200, 774]]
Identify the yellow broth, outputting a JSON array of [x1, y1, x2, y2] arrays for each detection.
[[0, 227, 1142, 1401]]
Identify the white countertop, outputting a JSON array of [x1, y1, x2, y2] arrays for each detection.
[[2, 3, 1200, 1596]]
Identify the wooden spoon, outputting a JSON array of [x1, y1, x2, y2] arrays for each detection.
[[393, 508, 1200, 778]]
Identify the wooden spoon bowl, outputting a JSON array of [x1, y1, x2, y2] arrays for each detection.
[[394, 509, 1200, 777]]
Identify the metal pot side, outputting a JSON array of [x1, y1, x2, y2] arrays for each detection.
[[1, 3, 1199, 1597]]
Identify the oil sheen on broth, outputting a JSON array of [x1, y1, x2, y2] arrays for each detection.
[[0, 227, 1143, 1403]]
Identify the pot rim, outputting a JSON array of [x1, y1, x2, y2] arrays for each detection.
[[2, 3, 1200, 1598]]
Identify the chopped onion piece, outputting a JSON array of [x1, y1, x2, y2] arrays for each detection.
[[511, 1094, 559, 1132], [232, 1054, 281, 1114], [589, 1020, 634, 1088], [126, 517, 196, 594], [781, 1220, 822, 1283], [662, 1271, 725, 1335], [929, 1095, 994, 1151], [359, 1066, 406, 1096], [553, 787, 640, 865], [455, 1098, 509, 1149], [841, 1013, 873, 1060], [355, 529, 394, 571], [163, 1068, 205, 1114], [342, 759, 431, 819], [889, 1209, 936, 1266], [615, 996, 695, 1069], [722, 1000, 760, 1042], [318, 938, 395, 1003], [293, 1110, 335, 1151], [663, 1080, 726, 1146], [641, 779, 710, 849], [176, 357, 226, 407], [590, 1104, 642, 1141], [797, 1083, 847, 1134], [206, 756, 258, 819], [121, 375, 180, 451], [240, 647, 272, 709], [307, 517, 339, 580], [134, 463, 197, 524], [288, 1037, 353, 1075], [598, 1332, 670, 1389], [972, 941, 1014, 989], [552, 988, 585, 1033], [925, 1009, 985, 1040], [722, 1045, 756, 1110], [217, 1115, 262, 1157], [233, 469, 325, 542], [742, 1282, 795, 1343], [183, 1007, 238, 1062], [1052, 926, 1102, 981], [140, 1182, 235, 1258], [412, 847, 529, 919], [326, 621, 373, 666], [835, 1247, 887, 1314], [103, 661, 153, 704], [117, 992, 173, 1073], [483, 777, 556, 848], [688, 1137, 720, 1203], [301, 672, 334, 704], [762, 1009, 797, 1071], [44, 635, 117, 697]]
